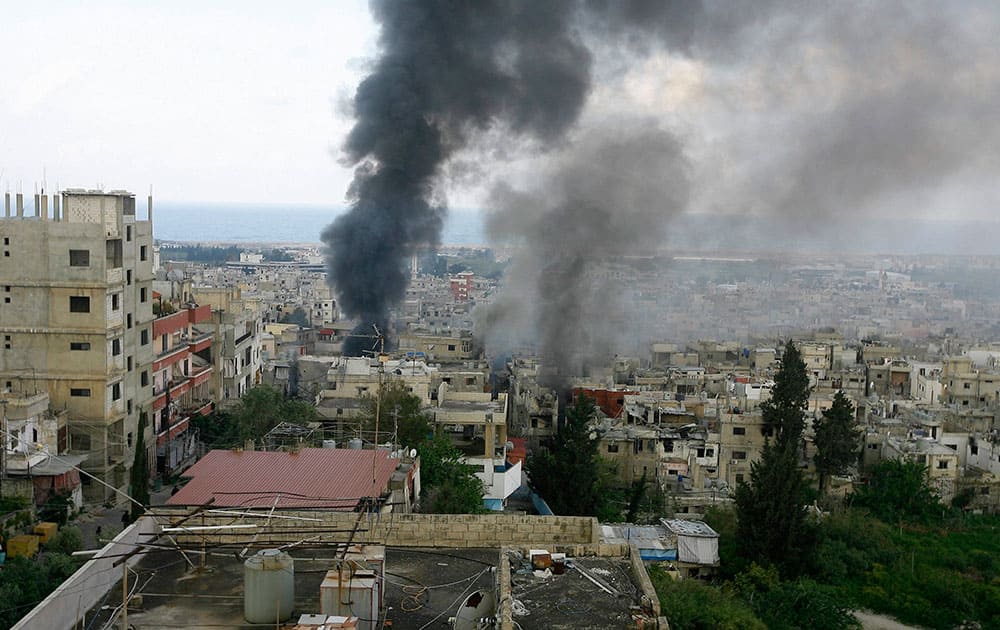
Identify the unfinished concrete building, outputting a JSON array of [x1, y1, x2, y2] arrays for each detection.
[[0, 189, 155, 503]]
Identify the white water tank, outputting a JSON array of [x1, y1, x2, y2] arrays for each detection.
[[244, 549, 294, 623], [349, 438, 364, 450], [322, 439, 338, 449]]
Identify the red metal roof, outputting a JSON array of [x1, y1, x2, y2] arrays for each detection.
[[167, 448, 400, 509]]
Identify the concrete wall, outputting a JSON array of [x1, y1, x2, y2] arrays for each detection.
[[12, 515, 159, 630], [158, 509, 600, 549]]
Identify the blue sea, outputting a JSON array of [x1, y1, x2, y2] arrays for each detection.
[[153, 202, 486, 245], [152, 202, 1000, 255]]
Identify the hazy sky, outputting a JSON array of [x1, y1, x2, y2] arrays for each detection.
[[2, 1, 374, 204], [5, 1, 1000, 224]]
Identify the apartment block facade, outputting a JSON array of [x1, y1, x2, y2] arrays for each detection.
[[0, 189, 155, 503]]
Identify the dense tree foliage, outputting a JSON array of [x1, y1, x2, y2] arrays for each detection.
[[689, 494, 1000, 628], [813, 391, 862, 493], [736, 340, 815, 576], [760, 340, 811, 445], [0, 553, 81, 629], [129, 411, 150, 521], [527, 394, 608, 516], [279, 306, 309, 326], [157, 244, 243, 264], [192, 385, 318, 450], [417, 433, 485, 514], [357, 380, 432, 449], [851, 459, 944, 523]]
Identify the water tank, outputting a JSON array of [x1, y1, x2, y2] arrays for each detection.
[[244, 549, 294, 623], [349, 438, 364, 450], [322, 439, 337, 449]]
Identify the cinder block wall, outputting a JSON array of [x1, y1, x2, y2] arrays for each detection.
[[158, 509, 599, 548]]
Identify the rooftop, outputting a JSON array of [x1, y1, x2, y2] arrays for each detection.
[[167, 448, 400, 509]]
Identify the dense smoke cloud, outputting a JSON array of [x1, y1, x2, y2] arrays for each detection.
[[323, 0, 594, 354], [329, 0, 1000, 372], [486, 126, 689, 383]]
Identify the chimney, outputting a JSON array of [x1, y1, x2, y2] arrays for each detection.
[[16, 193, 23, 218], [40, 194, 48, 221]]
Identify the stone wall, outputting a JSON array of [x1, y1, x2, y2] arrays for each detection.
[[157, 508, 599, 548]]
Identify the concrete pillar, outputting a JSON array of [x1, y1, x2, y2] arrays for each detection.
[[40, 194, 48, 221], [484, 423, 495, 458], [53, 194, 60, 221], [16, 193, 23, 217], [4, 193, 9, 217], [147, 194, 153, 223], [33, 193, 40, 218]]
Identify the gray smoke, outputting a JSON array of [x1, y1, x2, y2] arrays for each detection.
[[483, 1, 1000, 379], [323, 0, 594, 354], [485, 125, 689, 383], [323, 0, 703, 356]]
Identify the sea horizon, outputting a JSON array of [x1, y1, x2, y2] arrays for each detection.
[[151, 201, 1000, 256]]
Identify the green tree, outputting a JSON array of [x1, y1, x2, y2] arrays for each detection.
[[279, 306, 309, 326], [851, 459, 943, 524], [526, 394, 605, 516], [736, 340, 814, 576], [813, 391, 862, 493], [129, 411, 150, 522], [417, 433, 484, 514], [734, 563, 860, 630], [229, 385, 318, 446], [357, 381, 431, 448], [760, 340, 811, 446]]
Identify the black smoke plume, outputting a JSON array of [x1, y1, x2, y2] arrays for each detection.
[[323, 0, 594, 355]]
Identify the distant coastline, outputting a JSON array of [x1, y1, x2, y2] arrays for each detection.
[[152, 202, 1000, 256], [153, 202, 486, 246]]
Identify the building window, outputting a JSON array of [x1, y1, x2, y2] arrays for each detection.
[[141, 371, 149, 387], [141, 329, 149, 345], [140, 287, 147, 303], [69, 249, 90, 267], [126, 225, 132, 242], [607, 442, 619, 453], [127, 356, 133, 371], [140, 245, 148, 261], [126, 270, 132, 285], [127, 313, 132, 329], [448, 344, 456, 351], [70, 296, 90, 313], [735, 473, 745, 484], [112, 383, 121, 400], [733, 426, 746, 435], [3, 335, 9, 350], [964, 382, 971, 389], [937, 460, 949, 470], [70, 342, 91, 351], [70, 388, 91, 397], [127, 399, 133, 414], [112, 294, 120, 311], [733, 451, 747, 460], [112, 339, 121, 356]]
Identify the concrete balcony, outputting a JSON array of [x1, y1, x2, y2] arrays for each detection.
[[107, 268, 123, 284]]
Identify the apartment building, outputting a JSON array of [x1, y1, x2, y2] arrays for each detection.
[[150, 304, 216, 476], [0, 189, 155, 503]]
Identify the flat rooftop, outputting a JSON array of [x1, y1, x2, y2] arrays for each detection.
[[508, 551, 647, 628], [85, 546, 497, 630]]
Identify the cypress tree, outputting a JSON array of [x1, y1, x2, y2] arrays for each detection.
[[736, 340, 814, 575], [813, 391, 862, 493], [129, 411, 150, 522]]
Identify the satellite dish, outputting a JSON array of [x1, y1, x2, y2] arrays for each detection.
[[452, 590, 496, 630], [409, 448, 417, 458]]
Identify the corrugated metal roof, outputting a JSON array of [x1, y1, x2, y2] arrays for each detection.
[[167, 448, 400, 509]]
